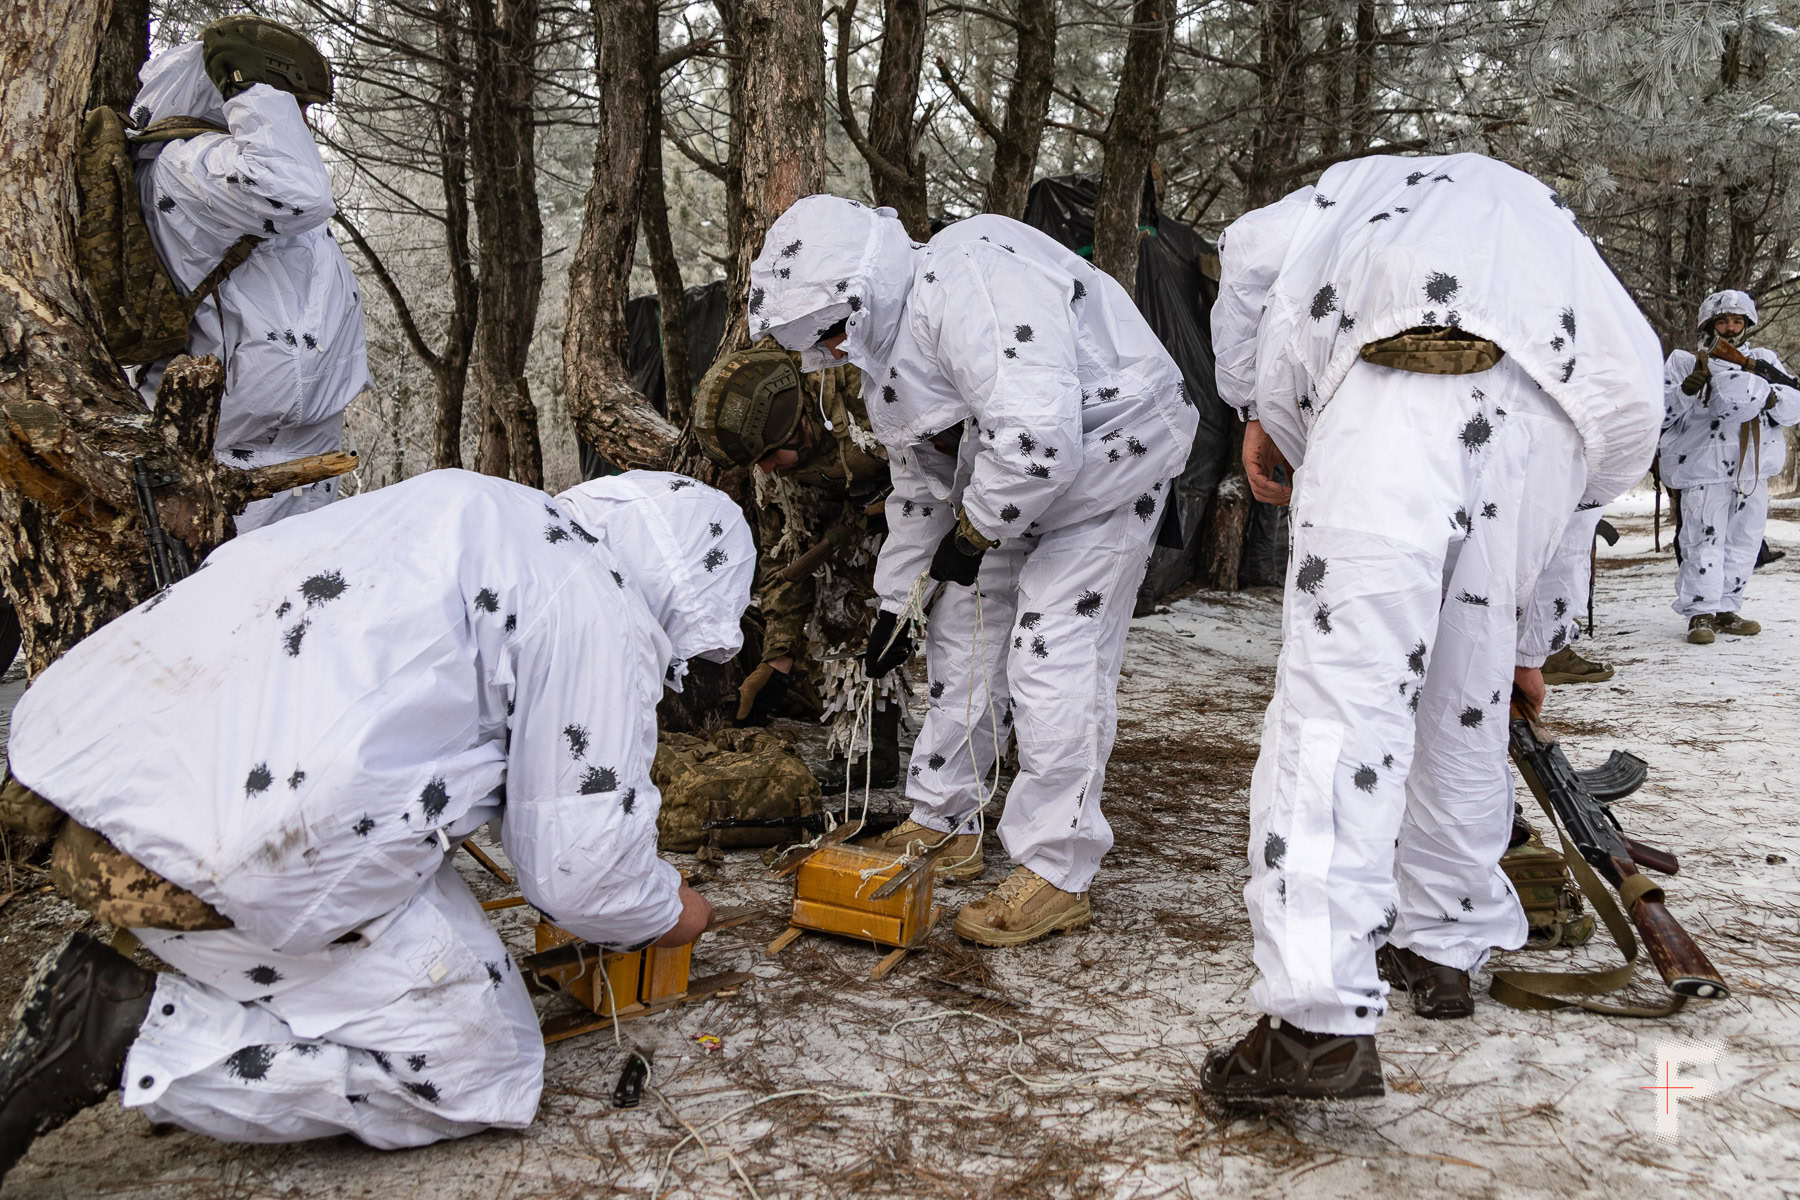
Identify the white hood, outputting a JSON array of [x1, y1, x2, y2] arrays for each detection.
[[749, 195, 923, 373], [555, 471, 755, 688], [129, 41, 228, 131]]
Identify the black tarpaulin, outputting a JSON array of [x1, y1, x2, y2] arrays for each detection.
[[581, 281, 730, 480]]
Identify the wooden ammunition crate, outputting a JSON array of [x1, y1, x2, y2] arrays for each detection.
[[790, 843, 934, 948], [532, 922, 646, 1016]]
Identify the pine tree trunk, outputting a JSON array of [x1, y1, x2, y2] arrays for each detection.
[[641, 86, 693, 426], [1092, 0, 1173, 287], [0, 0, 351, 673], [562, 0, 682, 473], [86, 0, 150, 116], [721, 0, 827, 350], [469, 0, 545, 486], [836, 0, 929, 238], [433, 0, 478, 470], [984, 0, 1056, 219]]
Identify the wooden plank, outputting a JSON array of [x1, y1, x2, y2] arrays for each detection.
[[766, 925, 805, 955], [868, 839, 951, 900]]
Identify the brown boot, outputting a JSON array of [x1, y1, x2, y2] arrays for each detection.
[[853, 819, 983, 879], [1200, 1015, 1384, 1100], [953, 866, 1090, 946], [1541, 645, 1614, 685], [1375, 944, 1474, 1019], [1686, 614, 1716, 644], [1715, 611, 1761, 636]]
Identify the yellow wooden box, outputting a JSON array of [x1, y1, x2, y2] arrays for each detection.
[[533, 922, 642, 1015], [789, 843, 934, 948]]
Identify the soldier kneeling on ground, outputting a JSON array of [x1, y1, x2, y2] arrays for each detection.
[[0, 469, 751, 1177]]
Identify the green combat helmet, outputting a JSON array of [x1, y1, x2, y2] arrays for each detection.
[[693, 342, 805, 468], [201, 15, 335, 104]]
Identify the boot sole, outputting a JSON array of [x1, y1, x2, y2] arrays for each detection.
[[954, 901, 1091, 947], [1687, 633, 1715, 644], [1717, 628, 1760, 636], [1201, 1074, 1386, 1101], [1542, 670, 1613, 685]]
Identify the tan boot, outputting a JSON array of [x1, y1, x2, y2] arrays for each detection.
[[953, 866, 1090, 946], [853, 820, 983, 879], [1541, 645, 1614, 685], [1715, 612, 1761, 636], [1687, 614, 1716, 644]]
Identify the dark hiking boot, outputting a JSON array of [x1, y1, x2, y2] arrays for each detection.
[[1686, 614, 1716, 645], [1756, 542, 1785, 568], [1541, 645, 1613, 685], [1376, 944, 1474, 1019], [814, 703, 902, 791], [0, 934, 155, 1182], [1714, 611, 1761, 636], [1200, 1015, 1384, 1100]]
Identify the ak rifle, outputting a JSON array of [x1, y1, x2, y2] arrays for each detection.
[[1508, 691, 1726, 1000], [1707, 338, 1800, 391], [132, 457, 192, 591]]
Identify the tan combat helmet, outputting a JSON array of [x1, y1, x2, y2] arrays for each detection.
[[693, 342, 805, 467], [201, 15, 335, 105]]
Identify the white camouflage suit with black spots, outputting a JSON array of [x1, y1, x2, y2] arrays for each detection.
[[748, 197, 1199, 893], [7, 470, 753, 1147], [1659, 290, 1800, 619], [128, 43, 371, 532], [1213, 155, 1661, 1035]]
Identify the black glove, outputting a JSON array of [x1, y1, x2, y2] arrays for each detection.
[[1680, 350, 1710, 395], [929, 525, 986, 586], [734, 661, 792, 726], [863, 610, 915, 679]]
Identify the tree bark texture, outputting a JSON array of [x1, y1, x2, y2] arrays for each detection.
[[1092, 0, 1173, 288], [562, 0, 682, 473], [641, 84, 693, 427], [87, 0, 151, 117], [1244, 0, 1303, 208], [835, 0, 929, 238], [721, 0, 827, 350], [433, 0, 479, 470], [0, 0, 350, 673], [985, 0, 1056, 219], [469, 0, 544, 486]]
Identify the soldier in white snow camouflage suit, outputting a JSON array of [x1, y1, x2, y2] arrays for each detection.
[[1202, 155, 1661, 1100]]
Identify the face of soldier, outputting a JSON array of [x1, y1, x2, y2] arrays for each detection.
[[756, 411, 815, 476], [823, 333, 849, 361], [1713, 313, 1747, 340]]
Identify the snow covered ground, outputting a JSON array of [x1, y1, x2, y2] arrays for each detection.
[[3, 486, 1797, 1199]]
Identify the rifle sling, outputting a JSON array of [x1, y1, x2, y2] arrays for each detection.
[[1487, 770, 1686, 1017]]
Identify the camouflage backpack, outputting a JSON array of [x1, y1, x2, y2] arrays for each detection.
[[652, 728, 822, 852], [74, 106, 262, 364], [1501, 829, 1595, 949]]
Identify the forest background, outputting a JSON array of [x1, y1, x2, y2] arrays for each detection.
[[5, 0, 1800, 673], [130, 0, 1800, 499]]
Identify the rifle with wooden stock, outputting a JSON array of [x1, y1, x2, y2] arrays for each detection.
[[1506, 689, 1727, 1004]]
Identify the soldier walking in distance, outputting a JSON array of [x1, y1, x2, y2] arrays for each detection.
[[1203, 154, 1661, 1099], [692, 344, 900, 790], [1660, 290, 1800, 643]]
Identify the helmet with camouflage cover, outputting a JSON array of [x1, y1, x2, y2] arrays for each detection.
[[693, 342, 806, 467], [201, 15, 334, 105]]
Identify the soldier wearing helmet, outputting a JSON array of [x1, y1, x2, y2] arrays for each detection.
[[126, 17, 366, 532], [692, 343, 900, 792], [1659, 290, 1800, 643]]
